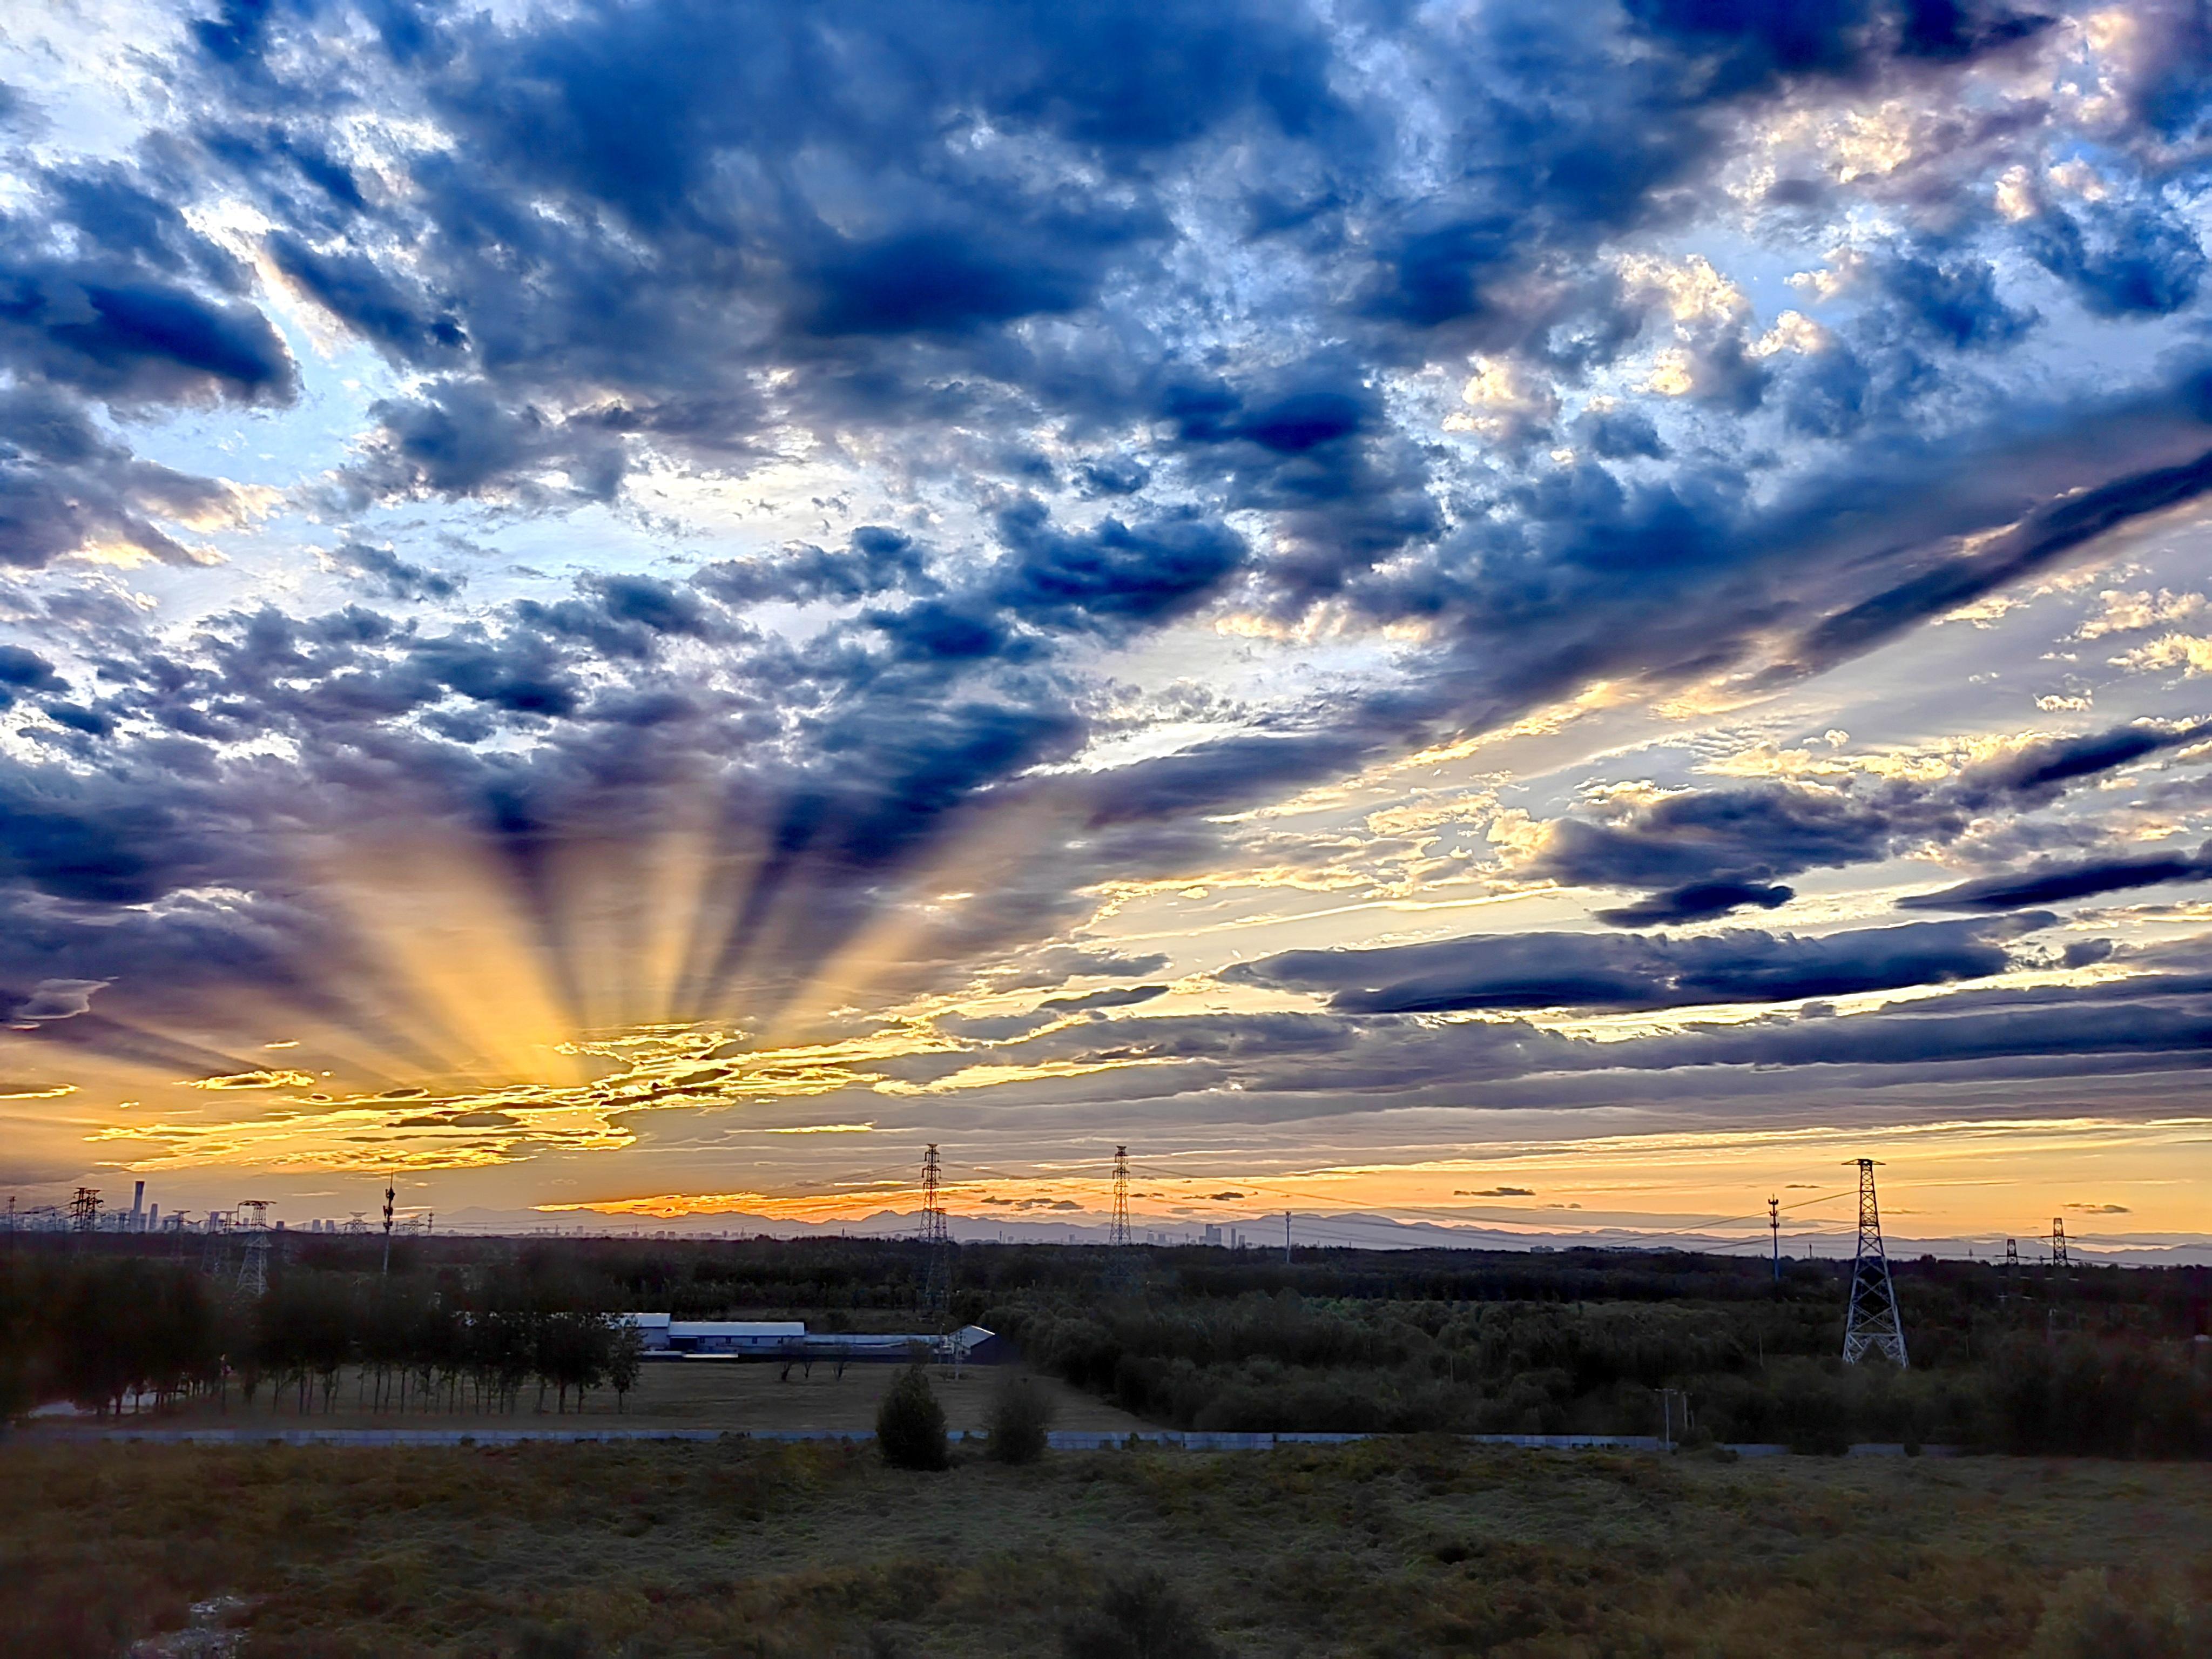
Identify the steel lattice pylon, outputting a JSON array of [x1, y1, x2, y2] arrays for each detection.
[[236, 1199, 272, 1296], [1841, 1158, 1908, 1367], [1109, 1146, 1132, 1248], [919, 1143, 952, 1324]]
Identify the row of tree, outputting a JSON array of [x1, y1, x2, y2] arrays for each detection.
[[985, 1288, 2212, 1455], [0, 1255, 643, 1419], [60, 1229, 2204, 1339]]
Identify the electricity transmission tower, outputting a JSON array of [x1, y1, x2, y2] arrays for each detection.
[[1109, 1146, 1132, 1247], [1840, 1158, 1908, 1367], [236, 1199, 271, 1296], [68, 1187, 100, 1234], [1768, 1195, 1780, 1283], [2049, 1216, 2070, 1270], [919, 1144, 952, 1325]]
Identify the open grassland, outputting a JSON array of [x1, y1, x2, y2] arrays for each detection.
[[133, 1360, 1143, 1434], [3, 1437, 2206, 1658]]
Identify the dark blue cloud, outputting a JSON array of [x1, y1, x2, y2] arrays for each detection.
[[993, 502, 1245, 632], [1798, 443, 2212, 669], [694, 528, 933, 609], [0, 646, 68, 719], [514, 574, 721, 660], [801, 225, 1136, 338], [1623, 0, 2051, 86], [1040, 983, 1171, 1013], [0, 267, 294, 407], [1520, 720, 2212, 925], [1878, 252, 2036, 348], [1596, 880, 1796, 927], [2022, 203, 2207, 319], [1226, 915, 2036, 1013], [330, 542, 464, 603], [267, 234, 464, 358], [337, 378, 625, 504], [1900, 844, 2212, 911], [0, 155, 298, 568]]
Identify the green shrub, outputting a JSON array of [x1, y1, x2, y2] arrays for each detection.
[[986, 1372, 1056, 1465], [875, 1366, 947, 1471]]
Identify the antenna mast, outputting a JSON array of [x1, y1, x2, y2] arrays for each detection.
[[1840, 1158, 1908, 1367]]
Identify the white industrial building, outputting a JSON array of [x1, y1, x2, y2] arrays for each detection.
[[621, 1314, 1006, 1363]]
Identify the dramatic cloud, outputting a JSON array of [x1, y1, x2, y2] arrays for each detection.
[[1901, 843, 2212, 911], [1227, 916, 2041, 1014], [0, 0, 2208, 1239], [1519, 721, 2212, 925]]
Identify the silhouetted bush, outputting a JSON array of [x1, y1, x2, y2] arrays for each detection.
[[1061, 1570, 1219, 1659], [512, 1618, 596, 1659], [986, 1371, 1055, 1464], [875, 1365, 947, 1470]]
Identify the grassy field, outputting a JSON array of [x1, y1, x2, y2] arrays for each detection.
[[2, 1434, 2205, 1657], [120, 1360, 1144, 1434]]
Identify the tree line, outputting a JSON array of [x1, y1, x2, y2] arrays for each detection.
[[9, 1232, 2208, 1454], [984, 1285, 2212, 1456], [0, 1252, 642, 1420]]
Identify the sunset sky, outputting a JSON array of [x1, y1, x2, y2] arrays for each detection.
[[2, 0, 2209, 1256]]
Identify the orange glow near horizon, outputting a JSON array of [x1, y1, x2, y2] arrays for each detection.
[[524, 1112, 2212, 1246], [4, 767, 2208, 1251]]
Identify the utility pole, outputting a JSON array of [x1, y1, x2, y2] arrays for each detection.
[[1768, 1195, 1780, 1284], [1840, 1158, 1908, 1367], [380, 1174, 396, 1275], [2047, 1217, 2071, 1344]]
